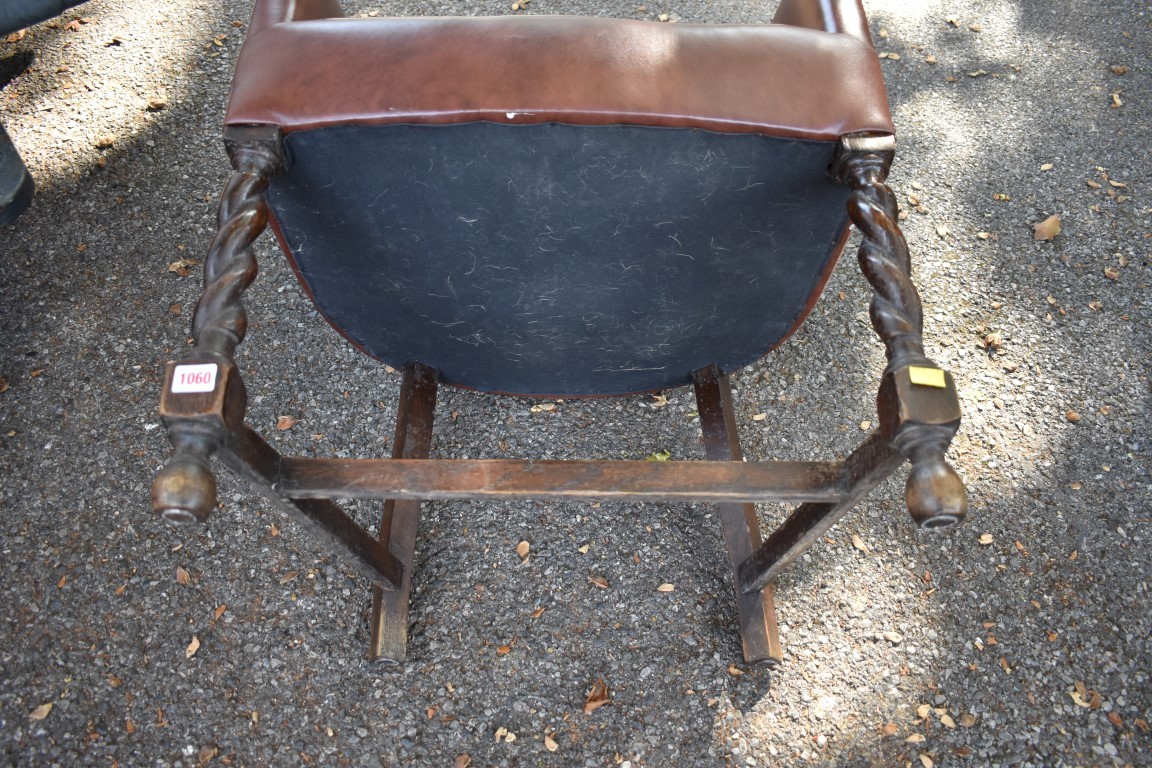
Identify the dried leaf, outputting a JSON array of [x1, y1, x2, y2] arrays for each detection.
[[859, 419, 872, 431], [276, 415, 300, 430], [650, 394, 669, 407], [751, 413, 767, 421], [544, 733, 559, 752], [1111, 65, 1128, 75], [279, 570, 299, 585], [936, 224, 950, 239], [959, 713, 977, 727], [978, 533, 994, 545], [588, 574, 609, 589], [920, 755, 934, 768], [516, 541, 530, 559], [1104, 266, 1120, 280], [999, 656, 1012, 673], [917, 704, 932, 719], [881, 722, 899, 736], [125, 718, 136, 733], [531, 606, 546, 618], [29, 703, 53, 720], [1032, 214, 1061, 241], [906, 733, 926, 743], [851, 533, 871, 554], [0, 378, 7, 394], [168, 258, 199, 276], [644, 450, 671, 462], [1065, 410, 1081, 423], [727, 663, 745, 676], [530, 402, 556, 413], [186, 635, 201, 658], [882, 631, 903, 644], [147, 98, 168, 111], [1040, 163, 1054, 171], [1107, 711, 1123, 727], [584, 679, 611, 714], [198, 745, 219, 764], [577, 544, 590, 554], [214, 604, 227, 620], [176, 566, 191, 585], [656, 583, 675, 592], [940, 713, 956, 728], [453, 756, 472, 768]]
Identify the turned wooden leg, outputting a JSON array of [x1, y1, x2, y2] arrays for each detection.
[[152, 126, 282, 523], [835, 135, 967, 528]]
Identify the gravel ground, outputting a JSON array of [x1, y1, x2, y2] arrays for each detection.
[[1, 0, 1149, 766]]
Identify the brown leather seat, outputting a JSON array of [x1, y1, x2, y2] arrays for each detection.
[[153, 0, 966, 666]]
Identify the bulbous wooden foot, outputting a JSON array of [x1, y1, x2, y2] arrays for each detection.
[[152, 452, 217, 524]]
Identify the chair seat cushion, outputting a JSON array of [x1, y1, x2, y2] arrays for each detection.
[[225, 15, 893, 140]]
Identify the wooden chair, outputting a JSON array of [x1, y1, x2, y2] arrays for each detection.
[[153, 0, 966, 666]]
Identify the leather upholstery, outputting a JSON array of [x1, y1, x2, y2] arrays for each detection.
[[226, 11, 893, 140]]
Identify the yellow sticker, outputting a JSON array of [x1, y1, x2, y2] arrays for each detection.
[[908, 366, 947, 388]]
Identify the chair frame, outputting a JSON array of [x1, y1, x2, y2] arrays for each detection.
[[153, 124, 965, 666]]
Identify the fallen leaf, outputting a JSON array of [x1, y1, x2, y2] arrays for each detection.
[[577, 544, 590, 554], [57, 575, 67, 589], [917, 704, 932, 720], [530, 402, 556, 413], [588, 574, 609, 589], [650, 394, 669, 407], [1086, 179, 1102, 189], [544, 733, 559, 752], [531, 606, 546, 618], [1065, 410, 1081, 423], [279, 570, 299, 585], [0, 378, 7, 394], [920, 755, 934, 768], [906, 733, 926, 743], [727, 663, 745, 676], [859, 419, 872, 431], [959, 713, 977, 727], [29, 703, 53, 720], [936, 224, 950, 239], [454, 755, 472, 768], [516, 541, 530, 559], [1134, 718, 1149, 732], [751, 413, 767, 421], [978, 533, 994, 545], [1032, 215, 1061, 241], [584, 679, 611, 714], [1014, 540, 1028, 556], [1107, 711, 1122, 727], [644, 450, 671, 462], [851, 533, 871, 554], [882, 631, 903, 644], [1104, 267, 1120, 280], [168, 258, 198, 276], [924, 55, 937, 65], [881, 722, 899, 736], [176, 566, 190, 585], [125, 718, 136, 734], [1040, 163, 1054, 171], [968, 23, 983, 31], [999, 656, 1012, 673], [147, 98, 168, 111], [656, 583, 675, 592], [186, 636, 201, 658], [940, 713, 956, 728], [198, 745, 219, 763], [276, 415, 300, 430], [214, 604, 227, 620]]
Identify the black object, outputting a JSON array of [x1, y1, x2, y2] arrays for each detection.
[[0, 0, 87, 36], [0, 122, 33, 226], [0, 0, 88, 225]]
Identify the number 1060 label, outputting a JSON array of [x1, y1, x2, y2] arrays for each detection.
[[171, 363, 218, 393]]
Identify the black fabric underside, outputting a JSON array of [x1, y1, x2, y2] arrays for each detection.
[[267, 123, 848, 395]]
